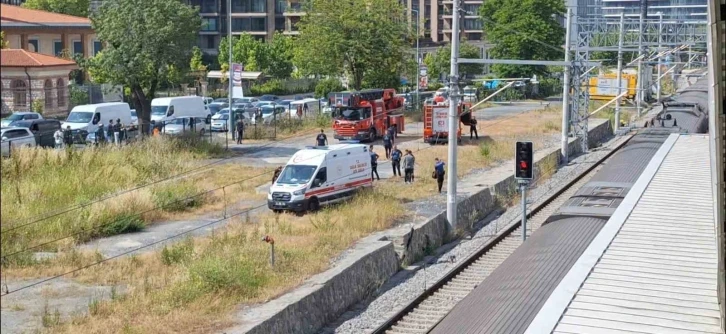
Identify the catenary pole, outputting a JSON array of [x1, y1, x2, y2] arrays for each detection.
[[446, 0, 461, 230], [413, 9, 420, 110], [227, 0, 234, 141], [615, 12, 624, 132], [560, 8, 572, 164], [657, 12, 663, 102], [637, 0, 647, 117]]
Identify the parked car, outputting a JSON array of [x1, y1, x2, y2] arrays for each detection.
[[259, 105, 287, 124], [130, 109, 139, 127], [207, 103, 225, 116], [210, 114, 229, 131], [202, 97, 214, 105], [1, 112, 43, 127], [9, 119, 62, 148], [1, 127, 37, 157], [259, 95, 280, 102], [162, 117, 207, 136], [234, 97, 259, 104]]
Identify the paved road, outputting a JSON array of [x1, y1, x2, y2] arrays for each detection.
[[227, 102, 553, 169]]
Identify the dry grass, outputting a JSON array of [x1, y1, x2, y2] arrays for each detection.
[[0, 136, 270, 266], [11, 190, 404, 334], [377, 106, 563, 201]]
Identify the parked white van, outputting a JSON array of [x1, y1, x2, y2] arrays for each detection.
[[267, 144, 372, 213], [62, 102, 132, 137], [150, 96, 209, 124]]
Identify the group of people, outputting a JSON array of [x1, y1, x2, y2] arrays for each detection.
[[53, 118, 129, 149]]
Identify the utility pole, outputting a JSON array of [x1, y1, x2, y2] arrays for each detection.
[[637, 0, 647, 117], [447, 0, 461, 230], [227, 0, 234, 141], [657, 12, 663, 102], [560, 8, 572, 164], [413, 9, 420, 110], [615, 12, 625, 132]]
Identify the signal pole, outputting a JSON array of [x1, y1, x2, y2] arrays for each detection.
[[637, 0, 647, 117], [615, 12, 624, 132], [446, 0, 461, 230], [515, 141, 533, 242], [560, 8, 573, 164]]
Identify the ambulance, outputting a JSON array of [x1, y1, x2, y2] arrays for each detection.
[[267, 144, 372, 213]]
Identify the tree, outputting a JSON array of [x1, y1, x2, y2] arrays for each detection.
[[84, 0, 200, 133], [423, 41, 484, 82], [480, 0, 565, 78], [218, 32, 294, 79], [0, 31, 7, 49], [294, 0, 410, 90], [22, 0, 90, 17]]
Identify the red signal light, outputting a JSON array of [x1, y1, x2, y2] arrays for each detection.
[[520, 161, 528, 169]]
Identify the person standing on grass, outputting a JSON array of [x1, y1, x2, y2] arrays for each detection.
[[391, 145, 402, 177], [434, 158, 446, 193], [403, 149, 415, 183], [387, 124, 396, 145], [470, 115, 478, 140], [53, 128, 63, 149], [114, 118, 122, 145], [236, 118, 244, 144], [382, 132, 392, 159], [95, 124, 106, 146], [316, 129, 328, 146], [63, 125, 73, 147], [107, 120, 114, 143], [370, 145, 380, 181]]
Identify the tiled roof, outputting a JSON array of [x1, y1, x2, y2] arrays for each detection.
[[0, 49, 77, 67], [0, 4, 91, 26]]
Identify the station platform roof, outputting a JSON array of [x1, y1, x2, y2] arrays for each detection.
[[526, 134, 723, 334]]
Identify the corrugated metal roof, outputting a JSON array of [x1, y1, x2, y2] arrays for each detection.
[[549, 135, 722, 334]]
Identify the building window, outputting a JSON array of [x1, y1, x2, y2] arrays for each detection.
[[275, 0, 286, 14], [201, 18, 218, 31], [232, 17, 266, 31], [206, 35, 216, 49], [57, 79, 66, 107], [44, 80, 54, 108], [275, 17, 285, 31], [232, 0, 266, 13], [28, 39, 39, 53], [73, 40, 83, 55], [200, 0, 216, 13], [12, 80, 28, 108], [53, 40, 63, 56], [93, 41, 103, 55]]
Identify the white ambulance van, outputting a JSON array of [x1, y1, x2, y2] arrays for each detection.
[[267, 143, 372, 213]]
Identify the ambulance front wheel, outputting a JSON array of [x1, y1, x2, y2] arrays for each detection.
[[308, 197, 320, 212]]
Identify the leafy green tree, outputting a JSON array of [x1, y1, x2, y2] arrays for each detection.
[[314, 78, 345, 98], [22, 0, 90, 17], [480, 0, 565, 78], [293, 0, 410, 90], [423, 41, 484, 82], [84, 0, 200, 133], [218, 32, 294, 79]]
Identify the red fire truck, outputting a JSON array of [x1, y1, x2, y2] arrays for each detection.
[[330, 89, 405, 142], [423, 100, 473, 144]]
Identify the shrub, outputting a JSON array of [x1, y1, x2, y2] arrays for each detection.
[[152, 181, 206, 212], [69, 84, 90, 107], [31, 99, 44, 114], [188, 255, 269, 295], [160, 237, 194, 265]]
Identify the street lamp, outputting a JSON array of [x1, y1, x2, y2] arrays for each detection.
[[412, 9, 420, 109]]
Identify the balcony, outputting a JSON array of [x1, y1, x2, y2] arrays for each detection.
[[284, 3, 305, 16]]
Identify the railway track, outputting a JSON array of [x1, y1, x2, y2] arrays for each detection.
[[372, 136, 632, 334]]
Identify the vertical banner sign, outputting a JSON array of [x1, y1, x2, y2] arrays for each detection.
[[419, 65, 428, 90], [232, 63, 244, 98], [432, 106, 448, 133]]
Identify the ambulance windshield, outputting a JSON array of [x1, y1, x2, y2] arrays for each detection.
[[277, 165, 317, 184]]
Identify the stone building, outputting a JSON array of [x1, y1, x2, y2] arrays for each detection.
[[1, 49, 78, 115]]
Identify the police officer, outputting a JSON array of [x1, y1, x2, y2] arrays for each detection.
[[370, 145, 380, 181], [470, 115, 478, 140], [391, 145, 402, 177], [236, 118, 244, 144]]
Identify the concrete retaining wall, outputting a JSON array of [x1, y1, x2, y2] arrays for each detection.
[[230, 119, 613, 334]]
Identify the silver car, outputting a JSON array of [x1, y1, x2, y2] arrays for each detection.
[[163, 117, 207, 136], [1, 126, 37, 157], [210, 114, 229, 131], [1, 112, 43, 127]]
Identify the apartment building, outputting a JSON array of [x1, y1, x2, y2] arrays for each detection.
[[184, 0, 303, 56], [601, 0, 706, 21]]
